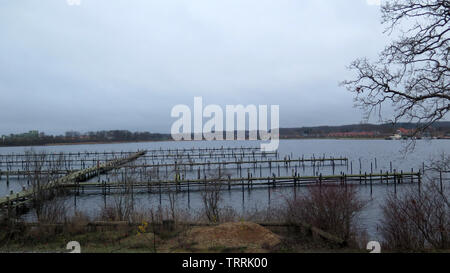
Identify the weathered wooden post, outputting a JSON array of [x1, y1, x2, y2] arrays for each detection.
[[319, 173, 322, 189], [241, 176, 245, 208], [97, 160, 100, 182], [332, 157, 335, 175], [6, 196, 10, 217], [394, 170, 397, 196], [418, 172, 421, 195], [187, 178, 190, 209], [293, 171, 297, 188], [159, 181, 162, 205], [386, 170, 389, 186], [302, 155, 305, 171]]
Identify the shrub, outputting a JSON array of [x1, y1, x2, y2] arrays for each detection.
[[284, 185, 367, 242], [380, 181, 449, 251]]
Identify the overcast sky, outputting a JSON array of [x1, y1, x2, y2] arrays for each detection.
[[0, 0, 393, 135]]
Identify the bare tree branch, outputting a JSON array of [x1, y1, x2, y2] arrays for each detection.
[[341, 0, 449, 136]]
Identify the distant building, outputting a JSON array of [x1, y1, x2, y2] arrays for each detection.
[[326, 131, 377, 138], [26, 130, 39, 138], [397, 128, 414, 136], [389, 133, 402, 140], [4, 130, 40, 140]]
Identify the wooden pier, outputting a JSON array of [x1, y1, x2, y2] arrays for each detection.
[[59, 171, 421, 193], [0, 157, 348, 180], [0, 146, 262, 158], [0, 151, 146, 210], [123, 157, 348, 168], [0, 151, 277, 167]]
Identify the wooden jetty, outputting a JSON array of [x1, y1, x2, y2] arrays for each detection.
[[122, 157, 347, 168], [0, 151, 146, 210], [140, 151, 276, 159], [0, 157, 348, 179], [60, 171, 421, 193], [0, 151, 277, 167], [0, 147, 262, 159]]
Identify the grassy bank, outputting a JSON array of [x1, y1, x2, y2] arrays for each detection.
[[0, 221, 364, 253]]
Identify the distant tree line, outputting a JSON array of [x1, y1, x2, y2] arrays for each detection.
[[1, 122, 449, 147], [279, 122, 450, 138], [0, 130, 171, 147]]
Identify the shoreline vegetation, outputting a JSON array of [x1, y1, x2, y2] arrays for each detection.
[[21, 136, 450, 148], [0, 136, 449, 149], [1, 122, 450, 148], [1, 182, 448, 253]]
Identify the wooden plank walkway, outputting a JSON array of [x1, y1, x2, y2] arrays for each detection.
[[0, 157, 348, 178], [0, 151, 277, 166], [60, 171, 421, 192], [123, 157, 348, 168], [0, 147, 262, 159], [0, 151, 146, 210]]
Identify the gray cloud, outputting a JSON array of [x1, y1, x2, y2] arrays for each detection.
[[0, 0, 391, 135]]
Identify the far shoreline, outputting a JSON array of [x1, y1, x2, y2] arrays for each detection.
[[0, 136, 447, 149]]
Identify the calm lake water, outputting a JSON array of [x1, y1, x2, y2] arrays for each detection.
[[1, 139, 449, 240]]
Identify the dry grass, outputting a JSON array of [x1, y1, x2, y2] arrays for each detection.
[[175, 222, 281, 253]]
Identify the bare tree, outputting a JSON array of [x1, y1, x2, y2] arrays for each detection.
[[284, 185, 368, 242], [38, 198, 68, 224], [201, 181, 222, 223], [426, 152, 450, 172], [167, 189, 178, 222], [24, 150, 66, 221], [380, 181, 449, 250], [200, 168, 231, 223], [100, 174, 136, 222], [342, 0, 449, 134]]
